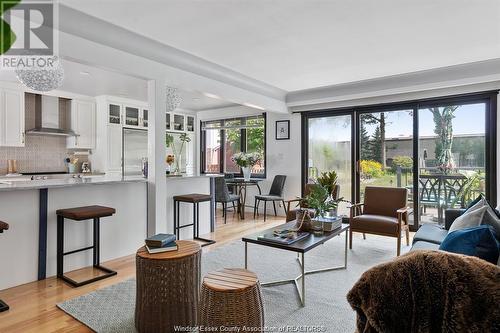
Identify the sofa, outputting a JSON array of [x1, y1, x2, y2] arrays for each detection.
[[411, 208, 466, 251]]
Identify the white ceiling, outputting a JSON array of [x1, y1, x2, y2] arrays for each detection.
[[0, 60, 236, 110], [61, 0, 500, 92], [0, 59, 148, 100], [177, 90, 237, 111]]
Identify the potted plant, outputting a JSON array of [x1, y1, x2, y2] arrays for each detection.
[[231, 152, 260, 181], [165, 133, 191, 174], [317, 170, 339, 216], [296, 183, 339, 233]]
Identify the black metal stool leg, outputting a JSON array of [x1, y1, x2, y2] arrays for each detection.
[[58, 215, 117, 288], [57, 215, 64, 278], [93, 218, 99, 266], [192, 202, 197, 239], [193, 201, 216, 247], [173, 199, 177, 238], [0, 299, 9, 312]]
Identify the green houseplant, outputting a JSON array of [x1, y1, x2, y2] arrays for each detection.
[[295, 183, 339, 232], [165, 133, 191, 174]]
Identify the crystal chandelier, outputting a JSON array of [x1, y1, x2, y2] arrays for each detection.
[[166, 86, 182, 112], [15, 56, 64, 92]]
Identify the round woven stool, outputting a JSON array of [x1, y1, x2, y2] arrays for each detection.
[[135, 240, 201, 333], [200, 268, 264, 331]]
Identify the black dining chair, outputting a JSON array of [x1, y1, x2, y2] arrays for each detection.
[[215, 177, 241, 224], [224, 173, 236, 194], [254, 175, 287, 221]]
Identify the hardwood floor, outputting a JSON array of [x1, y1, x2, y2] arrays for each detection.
[[0, 209, 411, 332], [0, 211, 285, 333]]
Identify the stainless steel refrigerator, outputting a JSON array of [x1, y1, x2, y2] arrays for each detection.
[[122, 128, 148, 177]]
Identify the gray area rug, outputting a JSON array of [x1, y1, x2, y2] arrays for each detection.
[[58, 233, 410, 332]]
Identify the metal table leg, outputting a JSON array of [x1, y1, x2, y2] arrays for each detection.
[[260, 229, 349, 307]]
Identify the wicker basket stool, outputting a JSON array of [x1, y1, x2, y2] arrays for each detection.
[[200, 268, 264, 331], [135, 240, 201, 333]]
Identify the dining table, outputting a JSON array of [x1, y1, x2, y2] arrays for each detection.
[[225, 178, 263, 219]]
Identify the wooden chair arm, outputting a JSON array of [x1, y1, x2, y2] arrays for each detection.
[[349, 203, 364, 218], [396, 206, 411, 214], [285, 198, 303, 211], [348, 203, 364, 209], [397, 206, 413, 225]]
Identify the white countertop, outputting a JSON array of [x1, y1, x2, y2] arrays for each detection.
[[0, 175, 147, 191], [165, 173, 222, 180]]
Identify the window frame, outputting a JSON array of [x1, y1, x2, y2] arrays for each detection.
[[201, 113, 267, 178], [301, 90, 498, 231]]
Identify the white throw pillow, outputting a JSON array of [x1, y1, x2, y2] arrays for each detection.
[[480, 204, 500, 240], [448, 206, 488, 233]]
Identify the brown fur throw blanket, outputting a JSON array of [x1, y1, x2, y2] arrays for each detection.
[[347, 250, 500, 333]]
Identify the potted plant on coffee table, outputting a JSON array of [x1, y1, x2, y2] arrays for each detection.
[[296, 183, 339, 233]]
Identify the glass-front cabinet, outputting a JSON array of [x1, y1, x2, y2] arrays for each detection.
[[125, 106, 140, 127], [186, 115, 195, 132], [108, 104, 122, 125], [166, 113, 171, 130], [142, 109, 148, 128], [173, 114, 185, 131]]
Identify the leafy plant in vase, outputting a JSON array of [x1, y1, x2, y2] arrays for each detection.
[[316, 170, 339, 217], [165, 133, 191, 174], [231, 152, 260, 181], [296, 184, 339, 232]]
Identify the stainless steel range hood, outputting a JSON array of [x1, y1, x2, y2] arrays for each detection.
[[25, 94, 77, 137]]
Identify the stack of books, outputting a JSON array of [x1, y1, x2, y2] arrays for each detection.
[[145, 233, 178, 253]]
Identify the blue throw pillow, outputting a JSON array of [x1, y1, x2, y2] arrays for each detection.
[[439, 225, 499, 265]]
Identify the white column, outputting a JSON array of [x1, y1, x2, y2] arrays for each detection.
[[147, 79, 167, 236]]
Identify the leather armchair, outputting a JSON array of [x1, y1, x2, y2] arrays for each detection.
[[349, 186, 411, 256], [285, 184, 340, 222]]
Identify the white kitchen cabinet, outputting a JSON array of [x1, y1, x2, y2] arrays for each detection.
[[142, 108, 148, 128], [0, 88, 25, 147], [67, 99, 96, 149], [108, 103, 122, 125], [107, 124, 123, 172], [186, 115, 195, 132], [94, 96, 149, 175]]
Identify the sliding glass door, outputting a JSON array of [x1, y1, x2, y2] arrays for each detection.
[[418, 101, 488, 225], [302, 91, 497, 230], [306, 114, 353, 215], [357, 109, 414, 206]]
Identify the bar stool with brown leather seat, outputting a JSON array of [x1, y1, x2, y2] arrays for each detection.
[[56, 205, 117, 287], [173, 193, 216, 247], [0, 221, 9, 312]]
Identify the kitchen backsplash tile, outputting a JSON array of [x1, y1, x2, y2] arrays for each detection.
[[0, 93, 69, 174], [0, 135, 68, 174]]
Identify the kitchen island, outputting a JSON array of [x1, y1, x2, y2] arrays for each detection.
[[0, 175, 147, 290]]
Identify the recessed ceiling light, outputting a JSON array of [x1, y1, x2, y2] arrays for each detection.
[[192, 98, 200, 101], [79, 71, 91, 76]]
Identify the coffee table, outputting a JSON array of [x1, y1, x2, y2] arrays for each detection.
[[242, 221, 349, 307]]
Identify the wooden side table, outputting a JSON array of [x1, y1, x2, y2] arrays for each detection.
[[200, 268, 264, 330], [135, 240, 201, 333]]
